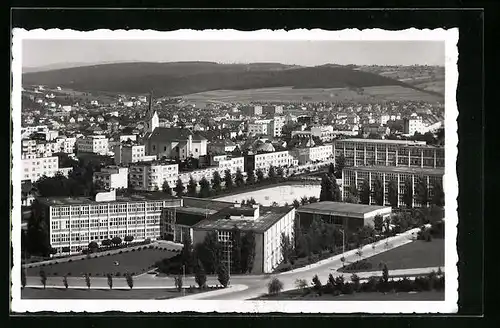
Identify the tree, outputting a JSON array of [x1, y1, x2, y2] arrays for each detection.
[[246, 168, 255, 185], [345, 183, 359, 204], [415, 177, 429, 207], [292, 199, 300, 208], [173, 178, 185, 197], [111, 236, 122, 247], [162, 180, 172, 195], [308, 196, 318, 204], [231, 226, 242, 274], [241, 231, 256, 274], [300, 196, 309, 206], [124, 235, 134, 244], [374, 214, 384, 233], [268, 277, 284, 295], [312, 275, 323, 295], [63, 275, 68, 289], [21, 269, 27, 289], [197, 231, 222, 274], [328, 162, 335, 175], [256, 169, 265, 183], [187, 176, 197, 197], [107, 273, 113, 289], [84, 273, 91, 289], [125, 272, 134, 289], [268, 165, 277, 182], [334, 154, 345, 179], [382, 264, 389, 283], [295, 278, 309, 294], [319, 174, 333, 202], [223, 169, 233, 190], [372, 178, 384, 206], [360, 179, 371, 205], [403, 178, 414, 208], [235, 168, 245, 187], [212, 171, 222, 193], [101, 239, 112, 247], [180, 232, 194, 273], [276, 166, 284, 179], [194, 260, 207, 289], [174, 274, 183, 292], [217, 265, 230, 288], [351, 273, 361, 292], [387, 179, 399, 208], [88, 241, 99, 253], [431, 180, 445, 207], [280, 232, 292, 264], [198, 177, 211, 198]]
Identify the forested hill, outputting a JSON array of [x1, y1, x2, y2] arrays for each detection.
[[22, 61, 437, 97]]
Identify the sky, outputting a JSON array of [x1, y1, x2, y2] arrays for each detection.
[[22, 40, 445, 68]]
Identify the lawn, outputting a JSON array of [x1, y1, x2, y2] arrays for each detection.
[[21, 286, 216, 300], [338, 239, 445, 273], [256, 290, 444, 301], [26, 248, 177, 277]]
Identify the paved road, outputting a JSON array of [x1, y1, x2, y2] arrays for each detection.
[[26, 228, 426, 300]]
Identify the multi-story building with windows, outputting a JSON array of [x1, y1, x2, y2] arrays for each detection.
[[76, 135, 109, 156], [403, 113, 426, 135], [129, 161, 179, 191], [248, 119, 272, 136], [262, 105, 284, 115], [177, 156, 245, 185], [342, 166, 444, 208], [245, 150, 298, 173], [271, 116, 286, 137], [240, 105, 263, 117], [22, 153, 64, 182], [292, 144, 334, 165], [333, 138, 444, 169], [34, 190, 183, 256], [192, 204, 295, 273], [93, 166, 129, 190], [114, 143, 156, 165]]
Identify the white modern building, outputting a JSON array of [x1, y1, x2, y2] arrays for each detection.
[[76, 135, 109, 155], [129, 161, 179, 191], [246, 150, 298, 173], [22, 153, 62, 182], [93, 166, 129, 190], [177, 156, 245, 185], [271, 116, 286, 137], [114, 143, 156, 165], [403, 113, 426, 135], [248, 119, 272, 136], [35, 190, 183, 255]]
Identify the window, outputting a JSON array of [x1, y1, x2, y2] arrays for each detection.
[[164, 146, 167, 151]]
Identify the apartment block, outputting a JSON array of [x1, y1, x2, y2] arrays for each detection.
[[129, 161, 179, 191], [93, 166, 129, 190], [22, 153, 61, 182], [77, 135, 109, 155]]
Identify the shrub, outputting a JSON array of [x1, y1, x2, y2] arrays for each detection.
[[68, 259, 72, 263], [132, 249, 136, 252], [267, 277, 284, 295], [312, 275, 322, 295], [342, 282, 354, 294]]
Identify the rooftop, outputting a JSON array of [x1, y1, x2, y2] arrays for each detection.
[[335, 138, 427, 145], [147, 127, 207, 142], [37, 191, 179, 207], [298, 201, 391, 217], [193, 206, 293, 233], [343, 165, 444, 175]]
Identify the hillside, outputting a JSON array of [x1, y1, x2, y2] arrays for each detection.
[[22, 62, 441, 98]]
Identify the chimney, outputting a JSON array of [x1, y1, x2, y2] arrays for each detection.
[[252, 204, 260, 220]]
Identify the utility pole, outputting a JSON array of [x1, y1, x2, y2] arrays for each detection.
[[182, 264, 185, 297]]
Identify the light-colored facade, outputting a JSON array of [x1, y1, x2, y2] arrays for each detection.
[[333, 138, 445, 168], [192, 205, 295, 274], [114, 144, 156, 165], [129, 162, 179, 191], [252, 151, 298, 171], [22, 153, 61, 182], [21, 125, 49, 139], [403, 114, 425, 135], [342, 166, 444, 208], [37, 191, 182, 256], [77, 135, 109, 155], [93, 166, 129, 190], [271, 116, 286, 137], [178, 157, 245, 184], [248, 119, 271, 136]]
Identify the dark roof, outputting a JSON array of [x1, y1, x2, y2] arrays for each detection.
[[147, 127, 207, 142], [297, 201, 391, 218], [193, 206, 293, 233], [37, 192, 180, 207], [343, 165, 444, 175], [181, 197, 234, 211]]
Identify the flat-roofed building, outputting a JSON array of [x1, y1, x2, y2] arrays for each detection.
[[245, 150, 298, 173], [76, 135, 109, 156], [333, 138, 444, 168], [22, 153, 63, 182], [297, 201, 392, 231], [34, 190, 183, 256], [93, 166, 129, 190], [129, 161, 179, 191], [342, 166, 445, 208], [192, 204, 295, 274], [114, 143, 156, 165]]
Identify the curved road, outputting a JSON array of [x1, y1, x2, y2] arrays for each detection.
[[25, 228, 424, 300]]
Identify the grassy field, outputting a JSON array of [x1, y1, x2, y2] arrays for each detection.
[[26, 248, 177, 277], [21, 287, 215, 300], [339, 239, 445, 273], [257, 290, 445, 301], [181, 86, 443, 107]]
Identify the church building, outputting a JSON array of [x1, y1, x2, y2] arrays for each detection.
[[143, 93, 207, 160]]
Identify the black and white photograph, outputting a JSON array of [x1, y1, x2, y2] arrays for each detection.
[[11, 28, 458, 313]]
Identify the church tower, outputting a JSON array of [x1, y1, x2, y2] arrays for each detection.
[[145, 91, 159, 134]]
